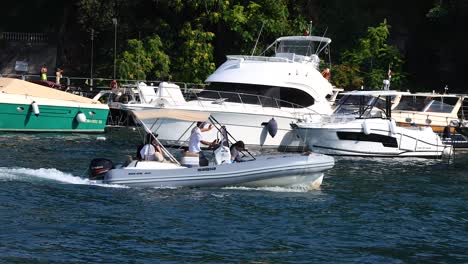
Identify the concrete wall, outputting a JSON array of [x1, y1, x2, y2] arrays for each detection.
[[0, 32, 57, 76]]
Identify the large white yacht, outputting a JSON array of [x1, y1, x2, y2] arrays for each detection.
[[135, 35, 336, 150]]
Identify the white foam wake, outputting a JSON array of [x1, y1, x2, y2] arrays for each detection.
[[222, 184, 318, 193], [0, 167, 127, 188]]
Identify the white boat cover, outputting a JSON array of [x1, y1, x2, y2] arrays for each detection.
[[132, 109, 210, 122], [0, 78, 102, 104]]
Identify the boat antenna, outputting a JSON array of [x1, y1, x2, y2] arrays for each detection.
[[314, 27, 329, 55], [251, 21, 265, 56]]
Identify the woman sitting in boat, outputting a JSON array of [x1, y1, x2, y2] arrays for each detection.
[[137, 133, 164, 161], [230, 141, 246, 163], [188, 121, 216, 166]]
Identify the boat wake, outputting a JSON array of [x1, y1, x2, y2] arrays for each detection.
[[0, 167, 127, 188], [222, 184, 320, 193]]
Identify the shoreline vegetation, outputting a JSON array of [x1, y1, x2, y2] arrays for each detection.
[[1, 1, 466, 93]]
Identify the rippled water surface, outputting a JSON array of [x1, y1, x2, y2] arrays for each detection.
[[0, 128, 467, 263]]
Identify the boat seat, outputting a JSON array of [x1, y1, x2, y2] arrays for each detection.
[[183, 151, 199, 157], [122, 155, 133, 167]]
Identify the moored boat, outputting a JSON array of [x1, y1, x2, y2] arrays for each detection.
[[0, 77, 109, 132], [293, 91, 453, 158], [391, 92, 468, 148]]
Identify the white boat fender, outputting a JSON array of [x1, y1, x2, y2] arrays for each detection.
[[362, 120, 371, 135], [389, 119, 397, 135], [76, 112, 87, 123], [261, 118, 278, 138], [214, 145, 231, 165], [31, 101, 40, 116]]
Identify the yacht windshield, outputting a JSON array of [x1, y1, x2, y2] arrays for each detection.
[[425, 97, 457, 113], [335, 95, 386, 116], [195, 82, 315, 108], [277, 40, 316, 56], [395, 96, 457, 113], [394, 96, 427, 111]]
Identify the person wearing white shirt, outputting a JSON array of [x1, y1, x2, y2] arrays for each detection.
[[189, 122, 215, 153], [188, 121, 215, 166]]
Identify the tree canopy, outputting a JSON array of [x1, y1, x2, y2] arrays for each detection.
[[1, 0, 467, 92]]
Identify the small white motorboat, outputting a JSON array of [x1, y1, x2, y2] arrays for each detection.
[[88, 109, 335, 188], [293, 90, 453, 158]]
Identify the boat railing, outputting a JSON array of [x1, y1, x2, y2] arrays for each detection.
[[227, 54, 319, 66], [0, 73, 206, 99], [185, 89, 319, 115]]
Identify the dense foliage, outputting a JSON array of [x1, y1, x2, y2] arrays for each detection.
[[1, 0, 467, 92], [333, 20, 404, 90]]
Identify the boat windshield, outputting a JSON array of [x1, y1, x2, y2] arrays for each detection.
[[334, 95, 387, 117], [194, 82, 315, 108], [395, 96, 457, 113], [277, 40, 316, 56]]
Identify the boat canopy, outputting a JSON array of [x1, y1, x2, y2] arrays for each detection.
[[403, 92, 464, 98], [132, 109, 210, 122], [0, 77, 101, 104], [276, 36, 332, 44]]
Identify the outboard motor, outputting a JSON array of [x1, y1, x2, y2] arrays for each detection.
[[89, 158, 114, 180]]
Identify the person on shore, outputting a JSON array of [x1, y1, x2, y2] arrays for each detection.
[[55, 68, 63, 85], [188, 121, 216, 166], [110, 79, 118, 90], [40, 65, 48, 81]]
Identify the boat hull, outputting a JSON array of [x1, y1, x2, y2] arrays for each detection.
[[0, 97, 108, 132], [100, 153, 334, 188], [295, 119, 452, 158]]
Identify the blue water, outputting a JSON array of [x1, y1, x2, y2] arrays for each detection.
[[0, 128, 467, 263]]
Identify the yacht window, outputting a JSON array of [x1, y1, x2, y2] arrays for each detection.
[[277, 40, 315, 56], [197, 82, 314, 108], [425, 97, 457, 113], [394, 96, 427, 111], [459, 98, 468, 119], [337, 132, 398, 148]]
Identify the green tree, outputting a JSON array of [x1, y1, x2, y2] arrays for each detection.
[[333, 20, 405, 90], [173, 23, 216, 83], [117, 35, 170, 81]]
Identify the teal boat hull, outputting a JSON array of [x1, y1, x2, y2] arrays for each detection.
[[0, 102, 109, 132]]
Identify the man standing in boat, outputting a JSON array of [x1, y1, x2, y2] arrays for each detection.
[[189, 121, 216, 166]]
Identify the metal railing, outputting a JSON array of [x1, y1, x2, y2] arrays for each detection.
[[0, 32, 49, 43], [1, 73, 326, 122], [0, 73, 206, 98], [186, 89, 320, 117]]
